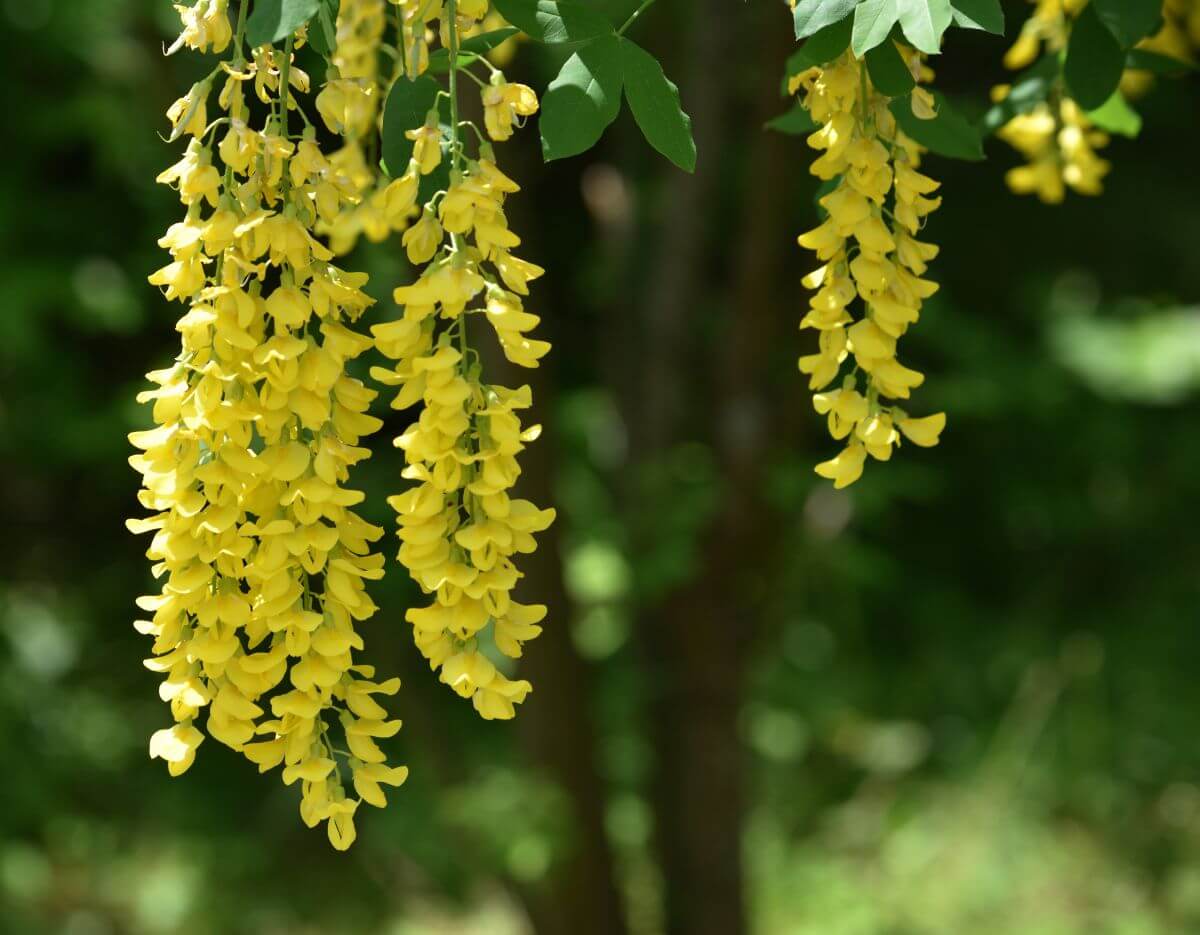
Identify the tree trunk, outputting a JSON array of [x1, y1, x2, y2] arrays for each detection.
[[626, 4, 795, 933], [516, 376, 629, 935]]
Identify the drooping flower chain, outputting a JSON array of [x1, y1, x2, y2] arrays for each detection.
[[793, 48, 947, 489], [372, 0, 554, 720], [990, 0, 1112, 204], [316, 0, 408, 253], [132, 0, 407, 850]]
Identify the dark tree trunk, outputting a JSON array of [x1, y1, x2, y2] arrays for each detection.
[[515, 375, 629, 935], [623, 4, 796, 933]]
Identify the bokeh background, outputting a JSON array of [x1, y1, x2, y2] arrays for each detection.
[[3, 1, 1200, 933]]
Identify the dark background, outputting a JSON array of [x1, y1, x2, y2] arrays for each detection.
[[3, 1, 1200, 932]]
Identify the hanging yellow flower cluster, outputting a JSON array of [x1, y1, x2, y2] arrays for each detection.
[[1151, 0, 1200, 59], [792, 48, 947, 489], [1125, 0, 1200, 96], [373, 0, 555, 720], [992, 0, 1110, 203], [132, 1, 407, 850], [317, 0, 411, 253]]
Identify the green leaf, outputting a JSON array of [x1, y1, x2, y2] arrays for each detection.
[[896, 0, 953, 54], [865, 40, 915, 96], [492, 0, 613, 44], [1126, 48, 1196, 74], [793, 0, 858, 41], [891, 92, 984, 160], [1092, 0, 1162, 48], [784, 15, 853, 81], [1086, 92, 1142, 138], [1064, 2, 1125, 110], [540, 35, 624, 161], [981, 55, 1057, 132], [245, 0, 321, 48], [949, 0, 1003, 34], [765, 102, 818, 135], [380, 74, 441, 176], [307, 0, 340, 57], [620, 38, 696, 172], [427, 27, 520, 71], [852, 0, 899, 56]]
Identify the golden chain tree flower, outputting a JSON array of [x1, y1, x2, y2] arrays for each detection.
[[373, 0, 555, 720], [132, 0, 406, 850], [793, 48, 946, 488], [992, 0, 1110, 203], [317, 0, 417, 254]]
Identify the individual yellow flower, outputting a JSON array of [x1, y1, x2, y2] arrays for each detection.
[[482, 74, 539, 142], [168, 0, 232, 56]]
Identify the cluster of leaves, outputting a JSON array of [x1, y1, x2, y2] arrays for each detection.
[[772, 0, 1004, 161], [245, 0, 341, 53], [374, 0, 697, 174]]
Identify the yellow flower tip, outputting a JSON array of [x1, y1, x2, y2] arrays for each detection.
[[898, 412, 946, 448], [149, 723, 204, 776], [814, 443, 867, 489], [326, 804, 358, 851], [911, 87, 938, 120]]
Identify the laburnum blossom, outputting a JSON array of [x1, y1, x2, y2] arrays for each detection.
[[991, 0, 1111, 203], [792, 46, 946, 488], [372, 1, 554, 721], [316, 0, 420, 254], [133, 1, 406, 850]]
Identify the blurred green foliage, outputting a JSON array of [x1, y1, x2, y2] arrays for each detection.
[[1, 1, 1200, 933]]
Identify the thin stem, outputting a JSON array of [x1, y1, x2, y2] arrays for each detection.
[[233, 0, 250, 65], [446, 0, 470, 355], [447, 0, 462, 174], [458, 65, 488, 89], [278, 34, 295, 197], [618, 0, 656, 35]]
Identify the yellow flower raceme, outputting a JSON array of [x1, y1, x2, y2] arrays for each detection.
[[994, 95, 1109, 203], [793, 48, 946, 488], [135, 14, 406, 850], [373, 43, 554, 720], [992, 0, 1119, 201], [316, 0, 411, 255]]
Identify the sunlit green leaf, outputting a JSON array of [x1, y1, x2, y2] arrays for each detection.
[[540, 35, 624, 161]]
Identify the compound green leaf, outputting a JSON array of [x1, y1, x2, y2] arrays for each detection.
[[1064, 2, 1125, 110], [621, 38, 696, 172], [1092, 0, 1163, 47], [793, 0, 858, 40], [765, 103, 819, 135], [891, 91, 984, 160], [784, 15, 854, 84], [865, 40, 915, 96], [492, 0, 613, 44], [381, 74, 441, 176], [852, 0, 900, 56], [427, 27, 520, 71], [540, 34, 624, 161], [307, 0, 340, 57], [1126, 48, 1196, 74], [896, 0, 953, 53], [949, 0, 1003, 33], [1086, 92, 1142, 138], [245, 0, 321, 47]]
